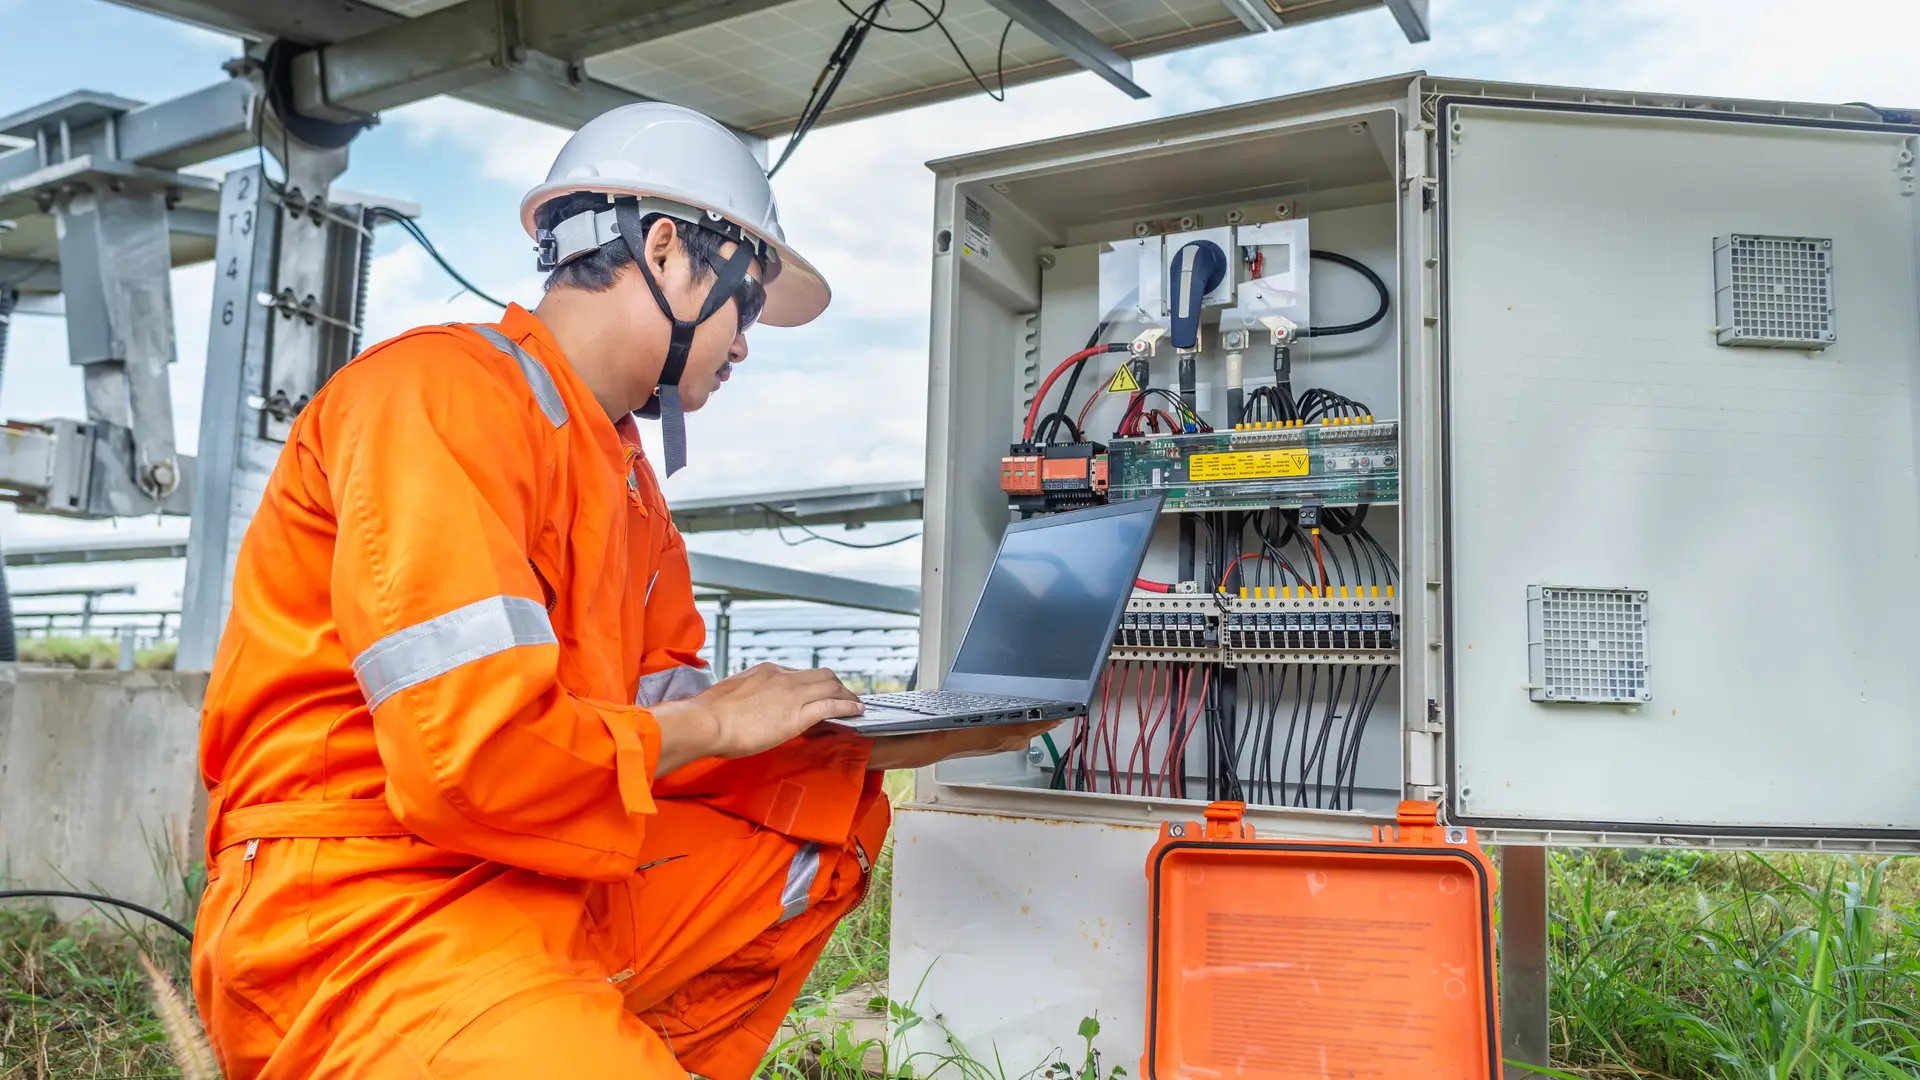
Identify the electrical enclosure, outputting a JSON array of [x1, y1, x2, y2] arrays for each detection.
[[902, 73, 1920, 1068]]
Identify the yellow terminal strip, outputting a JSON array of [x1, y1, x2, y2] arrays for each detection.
[[1385, 585, 1396, 598], [1239, 586, 1248, 599]]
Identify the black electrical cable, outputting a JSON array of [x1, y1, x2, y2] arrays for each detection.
[[1304, 250, 1390, 338], [0, 889, 194, 941], [1356, 523, 1399, 584], [1321, 504, 1368, 536], [368, 207, 510, 309], [1844, 101, 1916, 124], [777, 1, 1012, 178], [767, 505, 922, 550], [1341, 666, 1390, 809]]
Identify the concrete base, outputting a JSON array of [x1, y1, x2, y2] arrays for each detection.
[[0, 666, 208, 924]]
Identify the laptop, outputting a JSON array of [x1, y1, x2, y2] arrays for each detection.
[[833, 495, 1165, 735]]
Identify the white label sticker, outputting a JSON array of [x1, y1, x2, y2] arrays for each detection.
[[963, 197, 991, 261]]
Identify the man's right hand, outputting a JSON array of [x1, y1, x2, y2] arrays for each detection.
[[649, 663, 863, 774]]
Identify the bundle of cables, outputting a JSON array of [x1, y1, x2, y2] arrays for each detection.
[[1053, 661, 1211, 798], [1115, 387, 1211, 437]]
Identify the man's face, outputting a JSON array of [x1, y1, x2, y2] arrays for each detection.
[[635, 220, 760, 414]]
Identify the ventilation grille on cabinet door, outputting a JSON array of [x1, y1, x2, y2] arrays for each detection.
[[1713, 234, 1836, 349], [1527, 586, 1650, 704]]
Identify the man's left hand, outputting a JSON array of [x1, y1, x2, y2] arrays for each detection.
[[863, 721, 1061, 772]]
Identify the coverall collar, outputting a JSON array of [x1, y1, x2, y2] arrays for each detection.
[[497, 304, 646, 472]]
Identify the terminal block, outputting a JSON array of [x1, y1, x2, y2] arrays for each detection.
[[1002, 441, 1109, 518], [1107, 419, 1398, 511], [1223, 588, 1399, 665], [1110, 596, 1220, 662]]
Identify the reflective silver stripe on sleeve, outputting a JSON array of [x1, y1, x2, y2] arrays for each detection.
[[468, 324, 569, 428], [353, 595, 558, 710], [635, 664, 715, 707], [778, 843, 822, 924]]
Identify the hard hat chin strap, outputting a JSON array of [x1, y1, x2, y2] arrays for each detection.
[[616, 199, 755, 477]]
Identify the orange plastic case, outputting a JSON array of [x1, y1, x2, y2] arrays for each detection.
[[1142, 801, 1501, 1080]]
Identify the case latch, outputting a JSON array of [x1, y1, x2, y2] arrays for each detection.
[[1203, 800, 1252, 839], [1395, 799, 1440, 827]]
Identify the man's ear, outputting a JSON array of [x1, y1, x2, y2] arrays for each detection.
[[644, 216, 679, 277]]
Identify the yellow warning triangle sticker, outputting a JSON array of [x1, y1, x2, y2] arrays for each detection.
[[1105, 363, 1141, 394]]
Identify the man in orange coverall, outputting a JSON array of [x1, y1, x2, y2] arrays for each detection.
[[192, 102, 1052, 1079]]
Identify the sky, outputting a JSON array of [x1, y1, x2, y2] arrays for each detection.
[[1, 0, 1917, 629]]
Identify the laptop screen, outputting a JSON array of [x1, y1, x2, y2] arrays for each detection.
[[947, 498, 1161, 695]]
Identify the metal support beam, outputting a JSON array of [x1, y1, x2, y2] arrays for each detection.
[[978, 0, 1149, 100], [3, 537, 189, 566], [1217, 0, 1278, 31], [518, 0, 789, 62], [114, 76, 260, 169], [292, 0, 786, 123], [687, 553, 920, 616], [53, 184, 183, 504], [1499, 845, 1551, 1077], [1380, 0, 1431, 43], [670, 482, 923, 535]]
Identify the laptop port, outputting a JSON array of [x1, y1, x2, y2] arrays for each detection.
[[1026, 707, 1043, 720]]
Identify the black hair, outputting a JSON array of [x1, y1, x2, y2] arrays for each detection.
[[535, 192, 726, 293]]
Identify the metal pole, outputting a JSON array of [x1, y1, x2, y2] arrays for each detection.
[[1500, 845, 1551, 1077], [81, 593, 95, 636], [713, 596, 732, 678], [117, 625, 137, 671]]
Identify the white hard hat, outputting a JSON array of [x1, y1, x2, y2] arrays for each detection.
[[520, 103, 829, 327]]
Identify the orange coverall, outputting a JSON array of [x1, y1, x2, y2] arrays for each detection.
[[192, 304, 889, 1078]]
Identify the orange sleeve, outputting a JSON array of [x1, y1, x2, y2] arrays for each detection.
[[317, 333, 659, 881], [638, 502, 877, 845]]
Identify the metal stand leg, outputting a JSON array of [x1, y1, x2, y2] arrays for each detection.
[[1500, 844, 1550, 1078], [713, 596, 733, 677]]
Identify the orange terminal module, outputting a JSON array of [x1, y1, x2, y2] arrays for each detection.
[[1142, 801, 1501, 1080]]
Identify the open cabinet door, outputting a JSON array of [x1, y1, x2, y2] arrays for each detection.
[[1434, 95, 1920, 841]]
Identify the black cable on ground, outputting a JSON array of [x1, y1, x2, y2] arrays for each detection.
[[1305, 250, 1390, 338], [0, 889, 194, 941]]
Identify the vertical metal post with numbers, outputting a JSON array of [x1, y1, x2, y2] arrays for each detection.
[[179, 164, 280, 671], [179, 149, 376, 670]]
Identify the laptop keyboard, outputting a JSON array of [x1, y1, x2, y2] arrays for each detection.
[[862, 690, 1040, 716]]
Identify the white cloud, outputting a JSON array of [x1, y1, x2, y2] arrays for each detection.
[[387, 97, 572, 190]]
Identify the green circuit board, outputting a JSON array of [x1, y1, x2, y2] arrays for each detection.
[[1108, 420, 1399, 510]]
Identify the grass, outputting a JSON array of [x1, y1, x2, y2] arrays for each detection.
[[8, 843, 1920, 1078], [16, 636, 177, 671]]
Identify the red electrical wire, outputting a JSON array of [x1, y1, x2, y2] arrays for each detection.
[[1164, 666, 1213, 795], [1139, 663, 1177, 796], [1134, 577, 1173, 593], [1023, 346, 1109, 441], [1218, 552, 1274, 592], [1092, 661, 1117, 793], [1109, 661, 1137, 795], [1128, 662, 1159, 795], [1163, 666, 1193, 796], [1312, 528, 1328, 589], [1076, 387, 1102, 435]]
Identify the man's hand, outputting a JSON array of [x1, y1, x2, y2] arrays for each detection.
[[863, 720, 1062, 773], [650, 663, 863, 775]]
